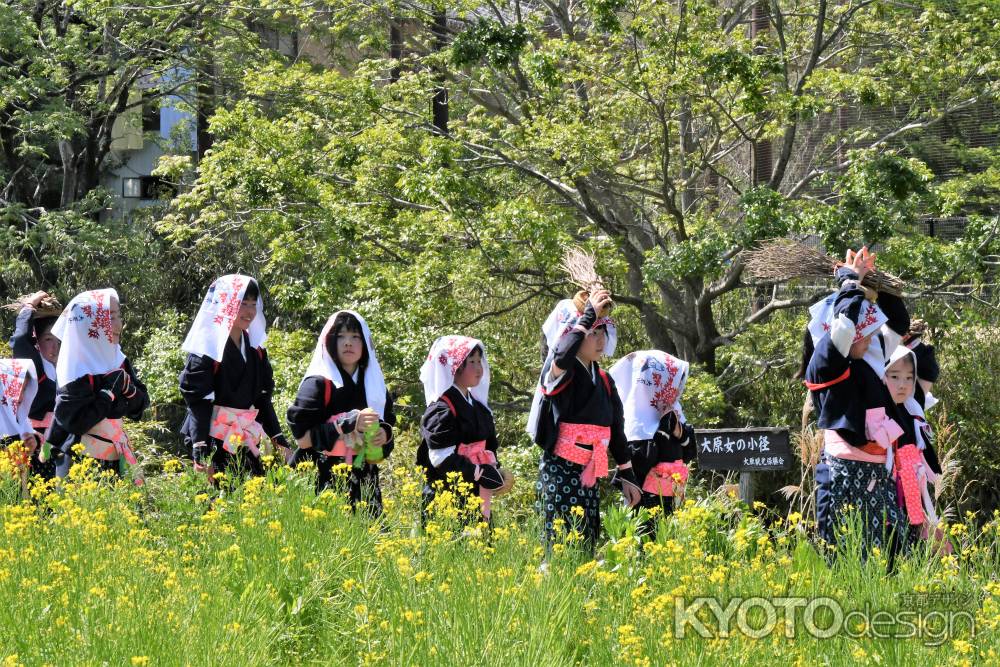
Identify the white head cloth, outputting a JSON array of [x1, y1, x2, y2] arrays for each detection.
[[52, 289, 126, 387], [808, 290, 890, 378], [419, 335, 490, 407], [182, 275, 267, 361], [886, 345, 932, 450], [302, 310, 387, 418], [0, 359, 37, 437], [608, 350, 689, 442]]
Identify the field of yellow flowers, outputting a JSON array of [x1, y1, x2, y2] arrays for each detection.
[[0, 439, 997, 667]]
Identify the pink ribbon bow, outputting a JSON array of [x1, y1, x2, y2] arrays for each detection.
[[210, 406, 263, 456], [642, 461, 689, 497], [458, 440, 499, 519], [865, 407, 904, 472]]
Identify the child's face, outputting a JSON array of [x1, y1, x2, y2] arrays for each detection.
[[232, 297, 257, 333], [849, 333, 872, 359], [335, 328, 364, 370], [36, 331, 60, 364], [578, 327, 607, 364], [109, 299, 123, 345], [455, 349, 484, 389], [885, 358, 915, 404]]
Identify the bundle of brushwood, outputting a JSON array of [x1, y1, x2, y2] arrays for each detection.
[[741, 239, 904, 297], [4, 294, 64, 318]]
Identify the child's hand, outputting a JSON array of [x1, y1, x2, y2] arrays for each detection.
[[356, 408, 379, 433], [845, 246, 873, 282], [588, 288, 613, 317]]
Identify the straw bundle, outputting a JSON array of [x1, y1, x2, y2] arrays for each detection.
[[741, 239, 904, 297]]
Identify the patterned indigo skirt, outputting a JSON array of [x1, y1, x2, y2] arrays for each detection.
[[815, 453, 910, 560], [536, 451, 602, 549]]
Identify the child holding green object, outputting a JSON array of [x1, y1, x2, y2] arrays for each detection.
[[287, 311, 396, 516]]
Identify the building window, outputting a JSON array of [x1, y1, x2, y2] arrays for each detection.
[[122, 176, 174, 200], [142, 98, 161, 133], [122, 177, 142, 198]]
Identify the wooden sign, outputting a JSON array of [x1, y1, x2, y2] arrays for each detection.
[[695, 427, 792, 472]]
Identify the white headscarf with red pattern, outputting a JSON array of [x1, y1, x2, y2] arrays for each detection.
[[541, 299, 617, 357], [0, 359, 37, 438], [51, 289, 126, 387], [807, 290, 890, 377], [302, 310, 387, 418], [609, 350, 689, 442], [419, 335, 490, 407], [182, 274, 267, 362]]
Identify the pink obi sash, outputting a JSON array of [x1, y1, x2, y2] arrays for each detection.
[[81, 418, 136, 466], [553, 423, 610, 488], [895, 444, 939, 526], [30, 412, 53, 432], [457, 440, 499, 519], [210, 405, 263, 456], [823, 430, 888, 464], [642, 461, 689, 497]]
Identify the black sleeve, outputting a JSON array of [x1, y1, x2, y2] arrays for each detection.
[[420, 400, 470, 478], [876, 291, 910, 338], [286, 376, 330, 440], [116, 359, 149, 420], [606, 374, 630, 465], [54, 377, 114, 437], [656, 418, 696, 464], [912, 342, 941, 383], [806, 271, 865, 383], [379, 390, 396, 459], [551, 302, 598, 370], [253, 348, 283, 439], [10, 309, 37, 359], [178, 353, 215, 444]]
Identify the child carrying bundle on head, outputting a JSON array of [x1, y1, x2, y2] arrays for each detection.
[[805, 247, 915, 567], [52, 290, 148, 482], [287, 310, 396, 516], [527, 287, 640, 550], [7, 291, 66, 479]]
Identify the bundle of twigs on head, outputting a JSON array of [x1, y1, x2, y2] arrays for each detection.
[[741, 238, 905, 297], [561, 246, 613, 314], [3, 294, 63, 319]]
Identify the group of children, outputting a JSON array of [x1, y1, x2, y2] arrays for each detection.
[[0, 249, 945, 559]]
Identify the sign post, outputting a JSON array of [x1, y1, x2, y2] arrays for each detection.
[[694, 427, 792, 505]]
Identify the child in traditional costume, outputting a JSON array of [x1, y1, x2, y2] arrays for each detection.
[[527, 289, 640, 549], [609, 350, 696, 536], [287, 310, 396, 515], [884, 346, 942, 540], [417, 336, 511, 523], [8, 292, 64, 478], [52, 289, 148, 480], [179, 275, 288, 480], [805, 248, 914, 565]]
